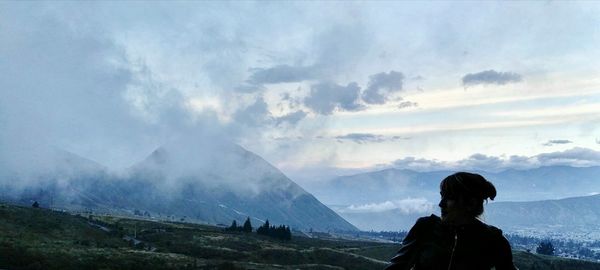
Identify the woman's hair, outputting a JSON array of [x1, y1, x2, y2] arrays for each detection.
[[440, 172, 497, 217]]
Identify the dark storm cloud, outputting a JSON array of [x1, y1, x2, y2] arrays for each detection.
[[303, 82, 364, 115], [462, 70, 523, 87], [361, 71, 405, 104]]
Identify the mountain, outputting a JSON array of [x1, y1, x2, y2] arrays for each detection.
[[117, 139, 357, 231], [1, 140, 357, 231], [486, 194, 600, 235], [305, 166, 600, 231], [306, 168, 446, 205]]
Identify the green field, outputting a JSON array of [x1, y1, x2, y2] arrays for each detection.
[[1, 203, 599, 270]]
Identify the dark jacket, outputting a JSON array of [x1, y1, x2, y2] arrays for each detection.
[[385, 215, 517, 270]]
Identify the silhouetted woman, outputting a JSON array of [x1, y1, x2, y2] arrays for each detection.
[[385, 172, 517, 270]]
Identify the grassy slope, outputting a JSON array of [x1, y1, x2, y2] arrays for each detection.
[[1, 203, 599, 270]]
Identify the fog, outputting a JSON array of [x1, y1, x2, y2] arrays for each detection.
[[1, 2, 599, 198], [0, 3, 244, 185]]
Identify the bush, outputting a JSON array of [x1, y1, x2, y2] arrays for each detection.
[[536, 240, 555, 256]]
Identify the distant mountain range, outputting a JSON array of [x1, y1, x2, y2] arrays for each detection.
[[309, 166, 600, 205], [305, 166, 600, 232], [0, 140, 357, 232], [486, 194, 600, 235]]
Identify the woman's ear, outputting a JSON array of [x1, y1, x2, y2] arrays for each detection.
[[464, 197, 478, 210]]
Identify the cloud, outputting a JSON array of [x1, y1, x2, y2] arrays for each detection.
[[336, 133, 385, 144], [397, 101, 418, 109], [275, 110, 307, 126], [456, 153, 506, 171], [247, 65, 318, 84], [361, 71, 405, 104], [0, 7, 163, 173], [542, 139, 573, 146], [234, 84, 265, 93], [338, 198, 435, 214], [303, 82, 364, 115], [391, 147, 600, 172], [535, 147, 600, 167], [392, 157, 451, 172], [232, 96, 272, 127], [462, 70, 523, 87], [334, 133, 408, 144], [242, 21, 371, 87]]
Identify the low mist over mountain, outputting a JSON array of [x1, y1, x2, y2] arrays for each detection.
[[0, 139, 356, 232], [307, 166, 600, 232]]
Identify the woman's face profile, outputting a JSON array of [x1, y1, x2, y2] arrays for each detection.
[[439, 191, 467, 222]]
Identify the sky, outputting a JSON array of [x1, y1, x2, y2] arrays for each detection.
[[1, 1, 599, 184]]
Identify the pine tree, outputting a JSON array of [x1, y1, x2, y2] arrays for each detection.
[[243, 217, 252, 233], [227, 220, 238, 231], [285, 226, 292, 240], [257, 219, 269, 235], [255, 219, 291, 240]]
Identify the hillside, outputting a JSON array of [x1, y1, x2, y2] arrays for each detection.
[[2, 203, 600, 270]]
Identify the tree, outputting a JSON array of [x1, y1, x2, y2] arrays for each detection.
[[536, 240, 555, 256], [32, 201, 39, 208], [256, 219, 291, 240], [285, 226, 292, 240], [242, 217, 252, 233], [227, 220, 239, 231], [257, 219, 269, 235], [577, 247, 594, 258]]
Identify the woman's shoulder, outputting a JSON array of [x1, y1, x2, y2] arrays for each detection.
[[479, 220, 503, 233], [477, 220, 506, 240], [413, 214, 442, 228], [404, 215, 442, 238]]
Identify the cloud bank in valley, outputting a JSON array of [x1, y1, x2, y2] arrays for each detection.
[[338, 198, 435, 214]]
